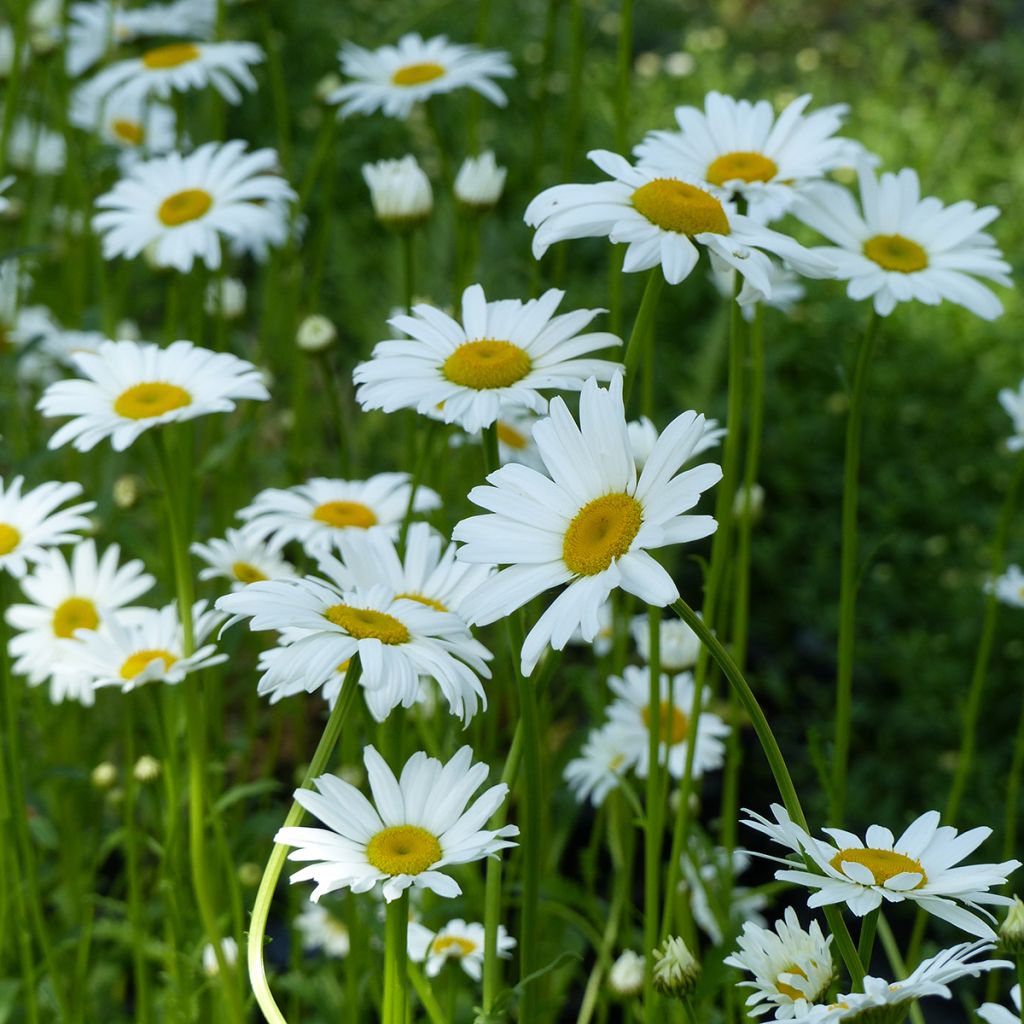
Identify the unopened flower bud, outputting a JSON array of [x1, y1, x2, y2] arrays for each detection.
[[733, 482, 765, 521], [133, 755, 161, 783], [362, 156, 432, 232], [204, 277, 246, 320], [1000, 896, 1024, 953], [238, 862, 263, 887], [113, 474, 140, 509], [652, 936, 701, 998], [608, 950, 645, 997], [454, 151, 506, 213], [91, 761, 118, 789], [315, 71, 343, 103], [296, 314, 337, 353], [115, 319, 141, 341]]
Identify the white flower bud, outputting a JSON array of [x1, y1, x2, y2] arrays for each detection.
[[1000, 896, 1024, 953], [91, 762, 118, 789], [296, 313, 337, 353], [132, 755, 161, 783], [733, 482, 765, 521], [454, 151, 506, 212], [652, 936, 701, 998], [362, 156, 432, 231], [608, 950, 645, 997]]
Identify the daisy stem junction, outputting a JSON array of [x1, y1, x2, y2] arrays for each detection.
[[622, 268, 664, 407]]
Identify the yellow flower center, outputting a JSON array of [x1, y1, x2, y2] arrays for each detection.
[[863, 234, 928, 273], [311, 500, 378, 530], [776, 964, 808, 1002], [706, 150, 778, 186], [631, 179, 730, 236], [232, 561, 268, 584], [829, 847, 927, 887], [562, 493, 643, 576], [442, 340, 532, 390], [142, 42, 200, 69], [365, 825, 441, 875], [52, 597, 100, 639], [120, 648, 178, 680], [158, 188, 214, 227], [391, 62, 446, 86], [396, 592, 448, 612], [110, 118, 145, 146], [497, 420, 529, 450], [113, 381, 192, 419], [431, 935, 477, 958], [0, 523, 21, 556], [641, 700, 689, 745], [324, 604, 410, 644]]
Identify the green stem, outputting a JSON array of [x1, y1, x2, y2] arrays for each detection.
[[407, 961, 446, 1024], [622, 269, 664, 407], [831, 310, 882, 826], [423, 102, 452, 185], [123, 695, 150, 1024], [857, 907, 879, 975], [1002, 692, 1024, 863], [876, 916, 926, 1024], [614, 0, 633, 153], [643, 607, 663, 1023], [383, 894, 410, 1024], [398, 420, 440, 550], [528, 0, 560, 194], [247, 661, 362, 1024], [401, 232, 416, 313]]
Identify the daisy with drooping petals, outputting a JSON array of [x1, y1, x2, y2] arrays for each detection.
[[238, 475, 440, 555], [92, 141, 295, 272], [408, 918, 515, 980], [634, 92, 869, 224], [985, 564, 1024, 610], [453, 374, 722, 674], [295, 903, 350, 958], [724, 908, 835, 1019], [794, 165, 1011, 319], [0, 477, 95, 579], [563, 721, 634, 806], [327, 33, 514, 120], [978, 984, 1021, 1024], [191, 528, 296, 591], [276, 745, 518, 902], [524, 150, 835, 289], [743, 804, 1021, 939], [998, 379, 1024, 451], [353, 284, 622, 434], [38, 339, 269, 452]]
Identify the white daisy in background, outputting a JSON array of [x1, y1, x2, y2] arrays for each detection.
[[794, 165, 1011, 319], [295, 903, 350, 958], [998, 379, 1024, 452], [6, 540, 153, 689], [201, 936, 239, 977], [986, 564, 1024, 610], [192, 528, 297, 591], [627, 414, 725, 470], [567, 598, 614, 655], [0, 174, 13, 214], [608, 950, 646, 997], [450, 408, 547, 472], [327, 33, 514, 120], [978, 984, 1021, 1024], [92, 141, 295, 272], [362, 156, 433, 230], [524, 150, 835, 288], [0, 259, 60, 379], [87, 40, 263, 106], [24, 329, 108, 386], [38, 339, 270, 452], [237, 475, 440, 555], [70, 600, 226, 692], [683, 847, 768, 946], [217, 580, 491, 723], [711, 259, 806, 321], [69, 84, 176, 168], [408, 918, 515, 980], [0, 477, 95, 579], [7, 118, 66, 175], [354, 284, 622, 434], [743, 804, 1021, 939], [630, 612, 702, 670], [634, 92, 869, 224], [454, 374, 722, 674], [724, 907, 835, 1019], [454, 151, 507, 212], [607, 665, 729, 779], [563, 721, 634, 806], [276, 745, 518, 901]]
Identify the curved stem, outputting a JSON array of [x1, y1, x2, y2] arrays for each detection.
[[622, 269, 664, 407], [248, 661, 362, 1024]]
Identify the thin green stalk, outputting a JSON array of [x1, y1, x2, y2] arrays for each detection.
[[383, 893, 410, 1024], [857, 907, 879, 974], [248, 661, 362, 1024], [398, 419, 440, 549], [401, 232, 416, 313], [1002, 692, 1024, 863], [123, 695, 150, 1024], [876, 916, 925, 1024], [407, 961, 446, 1024], [643, 606, 663, 1024], [260, 4, 294, 174], [0, 0, 27, 176], [297, 112, 338, 213], [423, 102, 452, 185], [528, 0, 560, 193], [614, 0, 633, 153], [622, 269, 665, 407], [831, 311, 882, 826]]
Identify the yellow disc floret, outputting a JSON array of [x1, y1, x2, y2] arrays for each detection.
[[642, 700, 689, 745], [562, 493, 643, 576], [110, 118, 145, 146], [775, 964, 809, 1002], [632, 179, 730, 236], [863, 234, 928, 273], [497, 421, 529, 450], [52, 597, 100, 638], [706, 151, 778, 186], [231, 561, 268, 584], [391, 62, 446, 86], [396, 592, 448, 612], [113, 381, 192, 419], [0, 523, 21, 556], [312, 501, 378, 529], [142, 43, 200, 69], [120, 648, 178, 680], [443, 340, 532, 390], [829, 847, 927, 887], [158, 188, 214, 227], [365, 825, 442, 875], [432, 935, 477, 957], [324, 604, 410, 645]]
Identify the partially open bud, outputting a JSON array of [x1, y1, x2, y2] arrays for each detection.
[[133, 755, 161, 783], [608, 950, 645, 997], [362, 156, 432, 233], [652, 936, 701, 999], [454, 151, 506, 213], [1000, 896, 1024, 953], [296, 314, 337, 354]]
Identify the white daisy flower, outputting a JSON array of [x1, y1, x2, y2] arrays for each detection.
[[87, 40, 262, 106], [217, 581, 491, 724], [408, 918, 515, 981], [524, 150, 835, 288], [978, 984, 1021, 1024], [0, 259, 60, 381], [563, 721, 634, 806], [353, 284, 622, 435], [276, 745, 518, 902], [70, 600, 226, 692], [7, 118, 66, 175], [986, 564, 1024, 610], [6, 540, 153, 691], [454, 151, 507, 211], [628, 414, 725, 470], [362, 156, 433, 230], [25, 329, 107, 386], [327, 33, 514, 120], [998, 380, 1024, 452], [634, 92, 870, 224], [608, 950, 646, 996], [743, 804, 1021, 939], [237, 475, 441, 555], [683, 847, 768, 946], [295, 902, 350, 958], [711, 259, 806, 321], [191, 528, 296, 591], [0, 477, 95, 579], [453, 374, 722, 674], [630, 612, 702, 670], [69, 83, 176, 167], [92, 141, 295, 272], [606, 665, 729, 779], [724, 907, 835, 1018], [38, 339, 270, 452], [794, 165, 1011, 319]]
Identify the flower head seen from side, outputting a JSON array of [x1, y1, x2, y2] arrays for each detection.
[[630, 612, 702, 670], [998, 380, 1024, 452], [743, 804, 1021, 938], [362, 155, 433, 231], [92, 141, 295, 272], [295, 903, 350, 958], [353, 284, 623, 435], [794, 165, 1011, 319], [69, 83, 176, 166], [455, 151, 507, 212], [408, 918, 515, 980], [634, 92, 870, 224], [276, 745, 518, 901], [978, 984, 1021, 1024], [191, 528, 296, 591], [454, 374, 722, 674], [237, 475, 440, 555], [986, 564, 1024, 610], [328, 33, 514, 119], [524, 150, 835, 288], [724, 907, 835, 1018], [0, 477, 95, 579], [38, 339, 270, 452], [564, 721, 634, 806]]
